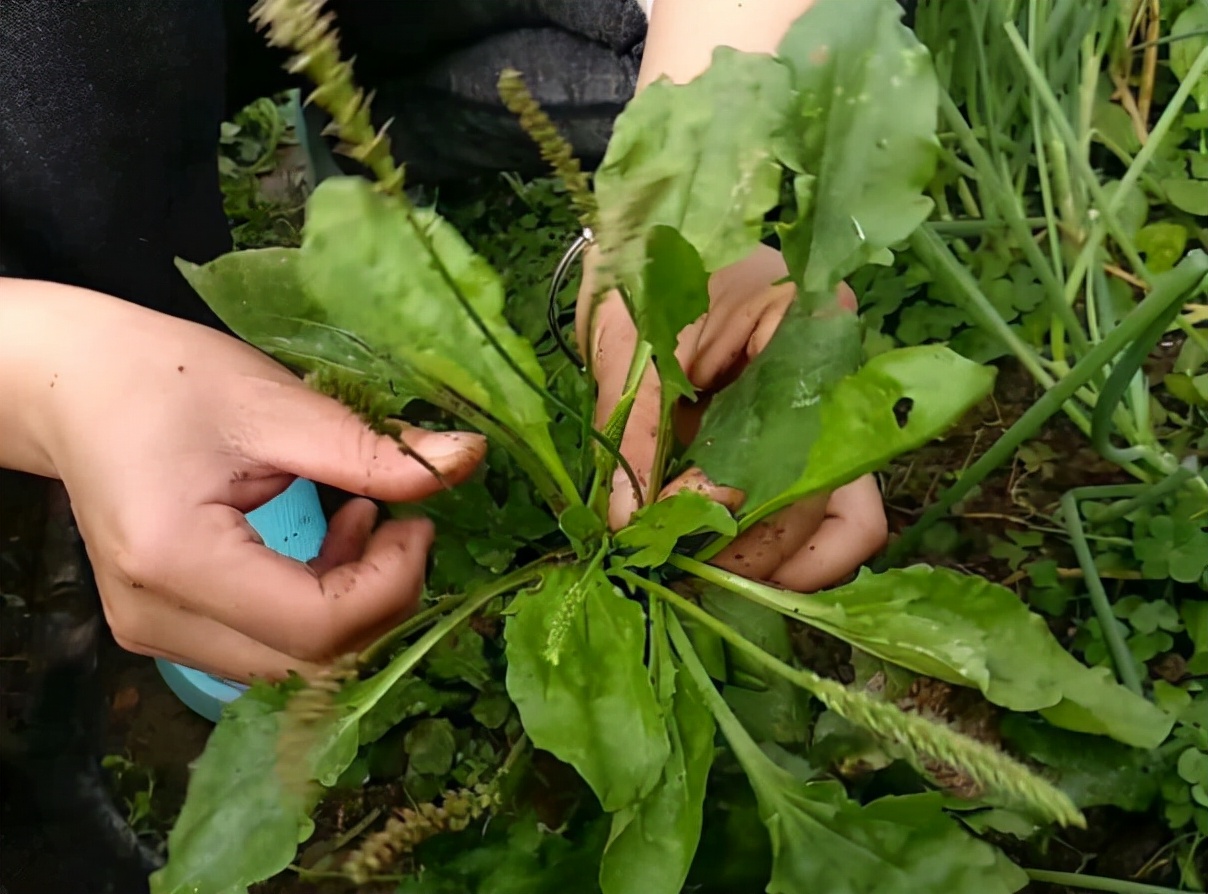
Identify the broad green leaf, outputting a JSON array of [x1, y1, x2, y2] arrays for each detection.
[[690, 302, 862, 509], [748, 346, 996, 519], [671, 616, 1024, 894], [628, 226, 711, 401], [299, 177, 573, 496], [756, 781, 1027, 894], [504, 564, 669, 810], [739, 566, 1174, 748], [176, 248, 402, 387], [150, 684, 316, 894], [775, 0, 939, 292], [599, 656, 715, 894], [702, 587, 812, 745], [593, 47, 790, 280], [999, 715, 1160, 812], [1136, 222, 1190, 274], [614, 490, 737, 569], [1171, 2, 1208, 113], [404, 718, 458, 776], [1163, 177, 1208, 216]]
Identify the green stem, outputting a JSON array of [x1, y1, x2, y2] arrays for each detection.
[[1059, 490, 1142, 694], [588, 340, 653, 516], [937, 93, 1087, 351], [642, 571, 1082, 826], [1003, 23, 1151, 282], [1025, 869, 1189, 894], [664, 611, 767, 770], [1087, 468, 1196, 527], [344, 561, 547, 724], [357, 591, 470, 670], [929, 217, 1049, 234], [911, 227, 1055, 388], [880, 251, 1208, 566]]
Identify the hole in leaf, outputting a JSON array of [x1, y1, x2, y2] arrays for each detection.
[[893, 397, 914, 429]]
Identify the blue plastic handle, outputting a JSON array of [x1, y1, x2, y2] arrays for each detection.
[[155, 478, 328, 722]]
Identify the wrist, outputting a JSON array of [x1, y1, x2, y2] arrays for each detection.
[[0, 278, 68, 478]]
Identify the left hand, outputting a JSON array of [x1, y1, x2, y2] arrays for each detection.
[[579, 244, 888, 592]]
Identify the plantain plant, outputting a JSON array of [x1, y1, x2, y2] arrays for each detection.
[[149, 1, 1176, 892]]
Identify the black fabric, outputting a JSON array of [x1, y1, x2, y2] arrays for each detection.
[[0, 0, 645, 325], [0, 0, 232, 327]]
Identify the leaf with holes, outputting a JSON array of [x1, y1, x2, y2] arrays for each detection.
[[689, 301, 863, 511]]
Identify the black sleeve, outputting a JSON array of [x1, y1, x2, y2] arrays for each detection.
[[0, 0, 232, 328]]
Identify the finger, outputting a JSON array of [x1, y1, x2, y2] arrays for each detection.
[[588, 294, 665, 529], [309, 497, 379, 574], [685, 245, 793, 389], [234, 377, 485, 503], [711, 493, 829, 581], [768, 476, 888, 593], [136, 508, 434, 661], [97, 575, 321, 682], [657, 467, 745, 513]]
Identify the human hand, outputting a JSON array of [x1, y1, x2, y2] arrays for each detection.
[[0, 280, 484, 682], [579, 244, 888, 592]]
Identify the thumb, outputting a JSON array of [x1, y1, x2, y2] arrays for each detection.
[[239, 376, 485, 502], [590, 293, 665, 530]]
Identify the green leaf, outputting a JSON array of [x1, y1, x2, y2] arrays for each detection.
[[176, 248, 402, 388], [670, 617, 1024, 894], [751, 345, 996, 520], [740, 565, 1175, 748], [593, 48, 790, 280], [1178, 747, 1208, 787], [614, 490, 737, 569], [504, 564, 669, 810], [558, 504, 606, 554], [150, 684, 316, 894], [627, 226, 712, 401], [423, 629, 494, 690], [1136, 222, 1191, 274], [759, 783, 1026, 894], [599, 657, 715, 894], [690, 302, 862, 509], [357, 677, 462, 744], [775, 0, 939, 292], [1171, 2, 1208, 113], [693, 328, 994, 522], [1162, 177, 1208, 216], [999, 715, 1159, 811], [405, 719, 458, 776], [299, 177, 574, 497], [398, 814, 611, 894], [701, 587, 812, 745]]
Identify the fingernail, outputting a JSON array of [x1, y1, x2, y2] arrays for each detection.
[[410, 430, 487, 465]]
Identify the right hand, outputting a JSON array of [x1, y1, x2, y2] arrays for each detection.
[[579, 245, 887, 593], [0, 279, 485, 682]]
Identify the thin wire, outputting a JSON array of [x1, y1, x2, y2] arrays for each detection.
[[548, 228, 593, 367]]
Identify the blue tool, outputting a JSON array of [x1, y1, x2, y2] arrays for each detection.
[[155, 477, 327, 722]]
